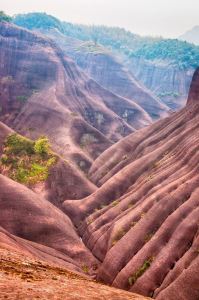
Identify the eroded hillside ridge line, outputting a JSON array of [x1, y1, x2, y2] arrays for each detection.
[[63, 68, 199, 299]]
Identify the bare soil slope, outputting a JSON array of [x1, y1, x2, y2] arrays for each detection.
[[63, 68, 199, 299], [0, 21, 142, 170], [0, 247, 149, 300]]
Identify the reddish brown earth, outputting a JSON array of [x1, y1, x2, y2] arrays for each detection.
[[63, 68, 199, 299], [0, 248, 149, 300], [0, 122, 96, 206], [1, 21, 199, 300], [0, 21, 139, 168], [0, 175, 98, 274], [40, 29, 170, 123]]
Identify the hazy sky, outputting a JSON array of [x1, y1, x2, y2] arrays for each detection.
[[1, 0, 199, 38]]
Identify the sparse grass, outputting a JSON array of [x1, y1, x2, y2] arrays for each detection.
[[70, 112, 79, 117], [111, 200, 120, 207], [112, 228, 126, 246], [81, 265, 89, 274], [130, 221, 137, 228], [128, 257, 154, 286], [0, 133, 57, 185], [86, 217, 94, 225], [144, 233, 154, 243], [128, 203, 134, 209]]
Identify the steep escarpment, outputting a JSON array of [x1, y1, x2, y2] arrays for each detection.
[[63, 68, 199, 299], [30, 28, 170, 124], [14, 13, 199, 112], [0, 21, 139, 171], [70, 42, 169, 121], [127, 56, 194, 110]]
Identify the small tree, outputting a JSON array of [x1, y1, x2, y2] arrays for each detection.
[[91, 26, 99, 45], [34, 136, 50, 157], [0, 11, 12, 23]]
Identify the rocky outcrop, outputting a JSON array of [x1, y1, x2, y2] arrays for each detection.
[[72, 42, 169, 121], [63, 68, 199, 299], [0, 22, 139, 170], [127, 56, 194, 110], [40, 29, 169, 123]]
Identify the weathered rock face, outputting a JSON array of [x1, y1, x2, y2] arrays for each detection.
[[63, 68, 199, 299], [0, 22, 138, 169], [40, 29, 169, 123], [0, 248, 150, 300], [73, 49, 169, 121], [0, 174, 98, 274], [127, 56, 194, 110], [0, 122, 96, 206]]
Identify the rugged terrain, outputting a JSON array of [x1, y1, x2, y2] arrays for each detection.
[[127, 56, 194, 110], [38, 29, 169, 122], [14, 12, 199, 111], [1, 19, 199, 300], [0, 21, 139, 167], [0, 248, 149, 300], [64, 68, 199, 299]]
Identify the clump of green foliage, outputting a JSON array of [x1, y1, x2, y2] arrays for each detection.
[[128, 257, 154, 286], [0, 11, 12, 23], [132, 39, 199, 69], [81, 264, 89, 274], [112, 228, 126, 246], [0, 134, 56, 185]]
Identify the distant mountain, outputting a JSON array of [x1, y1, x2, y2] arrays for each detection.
[[14, 12, 199, 110], [180, 26, 199, 45]]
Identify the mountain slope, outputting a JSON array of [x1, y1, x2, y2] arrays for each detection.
[[0, 248, 149, 300], [63, 68, 199, 299], [0, 21, 141, 172], [0, 122, 96, 206], [35, 28, 169, 123], [0, 173, 100, 278], [14, 13, 199, 110], [180, 26, 199, 45]]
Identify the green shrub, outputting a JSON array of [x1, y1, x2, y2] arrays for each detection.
[[0, 11, 12, 23], [128, 257, 154, 286], [34, 136, 50, 157], [0, 133, 56, 185]]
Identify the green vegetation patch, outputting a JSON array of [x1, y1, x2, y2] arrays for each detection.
[[0, 11, 12, 23], [0, 134, 57, 185], [128, 257, 154, 286], [112, 228, 126, 246]]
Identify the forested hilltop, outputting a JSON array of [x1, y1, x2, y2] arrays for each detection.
[[14, 12, 199, 70]]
